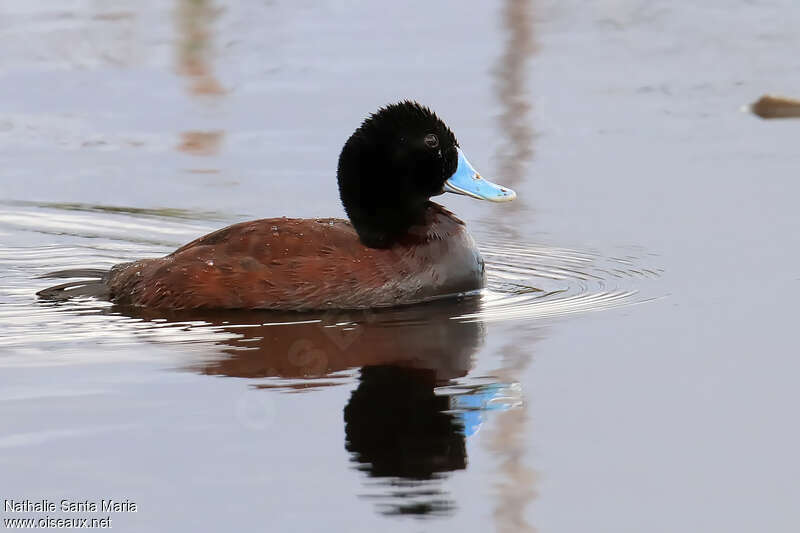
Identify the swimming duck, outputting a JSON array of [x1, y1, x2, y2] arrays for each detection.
[[39, 101, 515, 310]]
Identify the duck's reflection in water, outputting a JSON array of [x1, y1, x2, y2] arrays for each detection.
[[128, 298, 484, 388], [119, 298, 490, 517], [345, 365, 467, 517]]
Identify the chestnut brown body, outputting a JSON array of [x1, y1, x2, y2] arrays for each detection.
[[107, 203, 484, 311]]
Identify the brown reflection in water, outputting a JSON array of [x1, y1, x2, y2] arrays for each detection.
[[493, 0, 535, 192], [175, 0, 226, 160], [488, 345, 539, 532], [175, 0, 225, 95], [490, 1, 538, 532], [177, 130, 224, 155], [119, 299, 483, 516], [125, 300, 482, 387]]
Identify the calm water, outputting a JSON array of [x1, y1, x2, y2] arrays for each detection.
[[2, 1, 799, 532]]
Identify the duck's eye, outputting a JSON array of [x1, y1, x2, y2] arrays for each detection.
[[424, 134, 439, 149]]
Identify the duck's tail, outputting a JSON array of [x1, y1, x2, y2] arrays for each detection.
[[36, 268, 110, 301]]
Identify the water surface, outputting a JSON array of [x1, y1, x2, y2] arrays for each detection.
[[2, 1, 799, 532]]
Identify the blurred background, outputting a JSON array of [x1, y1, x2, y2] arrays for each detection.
[[1, 1, 800, 532]]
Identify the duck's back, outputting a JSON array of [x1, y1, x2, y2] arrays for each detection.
[[108, 204, 484, 310]]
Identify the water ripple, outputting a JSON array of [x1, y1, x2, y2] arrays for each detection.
[[462, 233, 662, 322]]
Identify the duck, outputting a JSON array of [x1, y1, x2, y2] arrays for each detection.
[[38, 101, 516, 310]]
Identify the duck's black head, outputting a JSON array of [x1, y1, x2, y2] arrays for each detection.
[[338, 101, 515, 248]]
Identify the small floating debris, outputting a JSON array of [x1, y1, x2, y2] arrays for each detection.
[[747, 94, 800, 119]]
